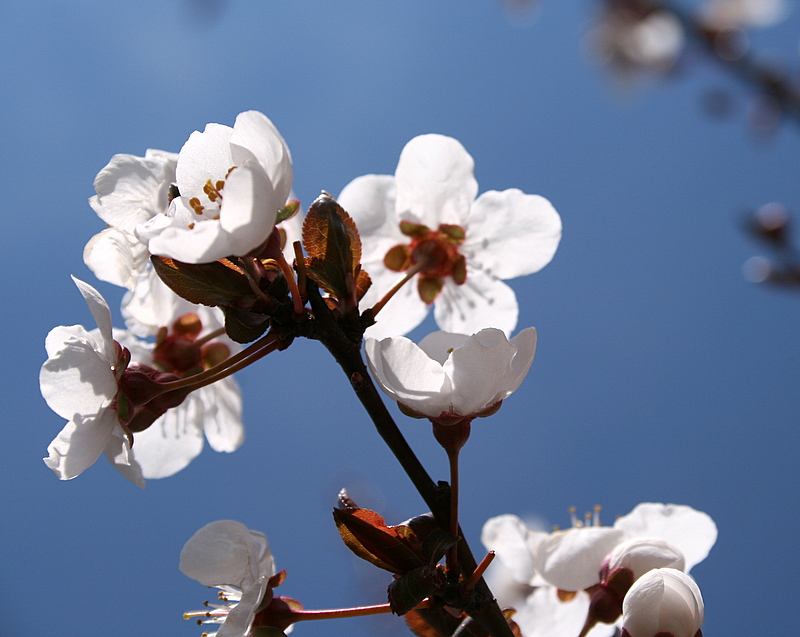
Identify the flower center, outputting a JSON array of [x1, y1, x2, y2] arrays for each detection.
[[186, 166, 238, 224], [383, 222, 468, 304]]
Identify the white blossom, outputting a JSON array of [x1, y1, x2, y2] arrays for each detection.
[[138, 110, 293, 264], [365, 327, 537, 420], [339, 134, 561, 338], [181, 520, 276, 637], [40, 277, 144, 487], [482, 503, 716, 637]]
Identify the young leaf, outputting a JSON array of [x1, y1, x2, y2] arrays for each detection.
[[151, 256, 254, 307], [223, 306, 271, 344], [388, 565, 443, 616], [302, 194, 364, 302], [332, 507, 425, 574]]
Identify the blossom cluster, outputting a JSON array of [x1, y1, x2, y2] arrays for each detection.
[[483, 503, 715, 637], [40, 109, 713, 637]]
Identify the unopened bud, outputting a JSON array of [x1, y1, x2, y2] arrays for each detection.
[[620, 568, 703, 637]]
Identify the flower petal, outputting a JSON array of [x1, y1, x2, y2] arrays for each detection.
[[229, 110, 293, 205], [481, 514, 538, 585], [466, 189, 562, 279], [103, 427, 145, 488], [515, 587, 617, 637], [40, 327, 117, 419], [418, 331, 471, 365], [365, 336, 451, 417], [395, 135, 478, 227], [130, 394, 205, 479], [175, 123, 235, 198], [180, 520, 275, 591], [217, 160, 277, 249], [613, 503, 717, 572], [217, 576, 269, 637], [433, 269, 519, 336], [89, 150, 177, 231], [200, 377, 245, 453], [338, 174, 403, 264], [72, 276, 115, 361], [445, 328, 521, 416], [43, 409, 117, 480], [360, 271, 431, 339], [83, 228, 140, 289], [534, 527, 624, 590]]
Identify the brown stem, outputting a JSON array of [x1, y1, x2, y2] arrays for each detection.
[[307, 285, 513, 637]]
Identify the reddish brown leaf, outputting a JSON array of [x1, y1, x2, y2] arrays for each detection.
[[332, 507, 424, 574], [151, 256, 254, 307]]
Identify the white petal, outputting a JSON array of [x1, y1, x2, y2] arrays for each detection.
[[71, 276, 115, 361], [230, 110, 293, 205], [130, 394, 205, 479], [43, 409, 117, 480], [180, 520, 275, 590], [418, 331, 471, 365], [614, 503, 717, 572], [535, 527, 624, 590], [40, 328, 117, 419], [200, 377, 245, 453], [607, 538, 685, 581], [175, 123, 235, 198], [433, 270, 519, 336], [90, 151, 177, 231], [83, 228, 140, 289], [217, 160, 277, 251], [445, 328, 520, 416], [121, 270, 192, 337], [338, 174, 403, 264], [365, 336, 451, 417], [360, 269, 431, 339], [508, 327, 538, 391], [217, 577, 269, 637], [481, 514, 538, 584], [466, 189, 562, 279], [395, 134, 478, 227], [148, 216, 237, 263], [104, 427, 145, 488], [515, 587, 617, 637]]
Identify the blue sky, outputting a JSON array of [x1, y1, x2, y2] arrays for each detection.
[[1, 1, 798, 636]]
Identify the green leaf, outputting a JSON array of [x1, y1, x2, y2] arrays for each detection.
[[151, 256, 254, 307]]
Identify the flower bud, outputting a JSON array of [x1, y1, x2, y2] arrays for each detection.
[[620, 568, 703, 637]]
